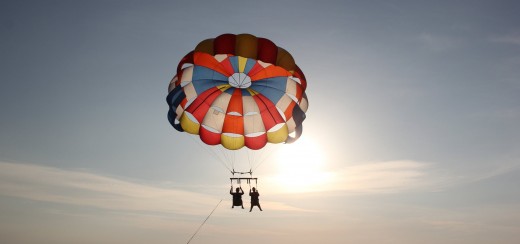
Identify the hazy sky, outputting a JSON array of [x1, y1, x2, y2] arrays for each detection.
[[1, 0, 520, 243]]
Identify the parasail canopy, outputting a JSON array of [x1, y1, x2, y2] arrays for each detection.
[[167, 33, 308, 150]]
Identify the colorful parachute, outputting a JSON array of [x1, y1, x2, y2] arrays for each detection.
[[167, 34, 308, 150]]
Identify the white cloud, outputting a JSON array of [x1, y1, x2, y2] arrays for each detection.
[[0, 162, 304, 216], [262, 160, 444, 195], [0, 162, 211, 215], [417, 33, 458, 52], [490, 32, 520, 45], [330, 160, 435, 193], [262, 156, 520, 197], [329, 159, 520, 195]]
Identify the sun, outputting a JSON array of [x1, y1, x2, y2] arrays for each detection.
[[271, 137, 332, 192]]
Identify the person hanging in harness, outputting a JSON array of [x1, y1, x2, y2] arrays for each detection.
[[230, 186, 244, 209], [249, 187, 262, 212]]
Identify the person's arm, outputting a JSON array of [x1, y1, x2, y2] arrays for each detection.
[[230, 186, 233, 194]]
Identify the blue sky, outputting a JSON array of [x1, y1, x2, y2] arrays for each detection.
[[1, 0, 520, 243]]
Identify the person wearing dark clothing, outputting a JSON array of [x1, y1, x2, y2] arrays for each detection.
[[230, 186, 244, 209], [249, 187, 262, 212]]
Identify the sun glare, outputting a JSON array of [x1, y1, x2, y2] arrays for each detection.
[[271, 137, 332, 193]]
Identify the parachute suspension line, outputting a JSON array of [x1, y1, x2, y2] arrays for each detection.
[[232, 150, 236, 173], [252, 145, 281, 172], [218, 147, 231, 168], [246, 149, 253, 174], [183, 133, 232, 173], [218, 147, 235, 174], [204, 110, 233, 174], [250, 146, 267, 171], [186, 199, 222, 244], [248, 110, 257, 173]]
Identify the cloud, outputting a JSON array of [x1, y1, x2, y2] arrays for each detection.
[[0, 162, 304, 216], [0, 162, 212, 215], [262, 160, 444, 195], [330, 160, 436, 193], [329, 159, 520, 195], [463, 160, 520, 184], [417, 33, 458, 52], [490, 32, 520, 45]]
